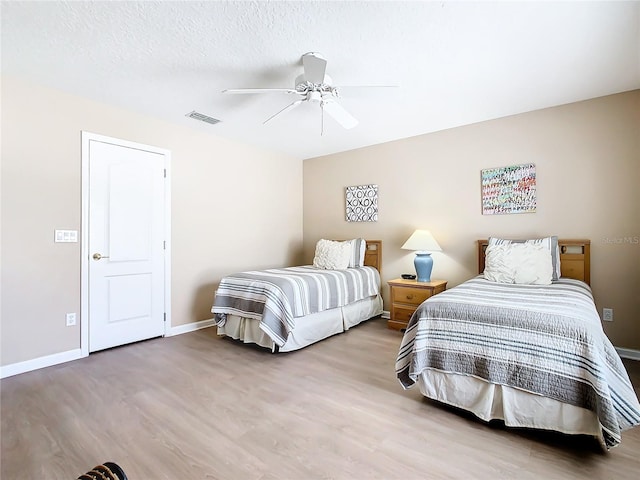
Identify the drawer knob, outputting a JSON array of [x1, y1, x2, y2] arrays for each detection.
[[406, 294, 414, 300]]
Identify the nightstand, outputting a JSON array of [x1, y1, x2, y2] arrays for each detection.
[[387, 278, 447, 330]]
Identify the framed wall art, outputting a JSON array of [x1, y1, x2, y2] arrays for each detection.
[[481, 163, 536, 215], [345, 184, 378, 222]]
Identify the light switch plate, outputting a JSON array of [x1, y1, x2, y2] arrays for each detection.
[[55, 230, 78, 243]]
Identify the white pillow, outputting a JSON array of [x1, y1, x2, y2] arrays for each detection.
[[484, 244, 515, 283], [484, 243, 552, 285], [313, 239, 352, 270], [488, 236, 560, 280], [513, 244, 553, 284], [347, 238, 366, 268]]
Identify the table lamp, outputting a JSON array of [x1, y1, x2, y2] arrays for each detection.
[[401, 229, 442, 282]]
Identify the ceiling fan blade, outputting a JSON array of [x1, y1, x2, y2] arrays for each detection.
[[223, 88, 299, 95], [334, 85, 399, 88], [334, 85, 399, 92], [263, 99, 304, 125], [302, 52, 327, 84], [321, 99, 358, 129]]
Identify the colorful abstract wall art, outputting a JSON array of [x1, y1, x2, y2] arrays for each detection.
[[481, 163, 536, 215]]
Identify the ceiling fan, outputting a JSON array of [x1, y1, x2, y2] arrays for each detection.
[[222, 52, 395, 133]]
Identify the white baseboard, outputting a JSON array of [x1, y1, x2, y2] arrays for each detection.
[[0, 348, 84, 379], [0, 320, 216, 379], [381, 310, 390, 319], [169, 318, 216, 336], [616, 347, 640, 361]]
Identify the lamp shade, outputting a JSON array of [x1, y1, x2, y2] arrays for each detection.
[[401, 230, 442, 252]]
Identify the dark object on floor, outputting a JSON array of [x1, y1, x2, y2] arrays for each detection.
[[77, 462, 128, 480]]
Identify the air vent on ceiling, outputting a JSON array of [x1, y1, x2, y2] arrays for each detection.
[[185, 111, 221, 125]]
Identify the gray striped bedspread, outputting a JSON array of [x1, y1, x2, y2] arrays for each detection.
[[212, 266, 380, 347], [395, 276, 640, 449]]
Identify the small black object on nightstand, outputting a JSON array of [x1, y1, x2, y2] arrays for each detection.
[[401, 274, 416, 280]]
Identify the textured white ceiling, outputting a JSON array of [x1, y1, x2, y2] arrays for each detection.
[[2, 1, 639, 160]]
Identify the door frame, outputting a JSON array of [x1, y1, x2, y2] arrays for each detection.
[[80, 131, 172, 357]]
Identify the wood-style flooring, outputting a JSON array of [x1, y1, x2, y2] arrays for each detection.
[[2, 318, 640, 479]]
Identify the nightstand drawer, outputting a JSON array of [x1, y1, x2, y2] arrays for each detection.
[[392, 286, 431, 306], [392, 305, 417, 324]]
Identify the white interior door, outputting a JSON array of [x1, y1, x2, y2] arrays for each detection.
[[85, 135, 168, 353]]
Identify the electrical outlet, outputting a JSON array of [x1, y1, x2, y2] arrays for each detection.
[[66, 313, 77, 326], [603, 308, 613, 322]]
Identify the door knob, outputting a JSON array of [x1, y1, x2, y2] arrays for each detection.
[[93, 253, 109, 260]]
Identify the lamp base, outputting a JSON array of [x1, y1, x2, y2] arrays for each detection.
[[414, 253, 434, 282]]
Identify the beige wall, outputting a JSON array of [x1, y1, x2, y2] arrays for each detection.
[[1, 76, 303, 367], [303, 90, 640, 350], [2, 77, 637, 369]]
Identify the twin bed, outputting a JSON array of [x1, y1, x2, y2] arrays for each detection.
[[396, 238, 640, 449], [212, 239, 383, 352], [211, 236, 639, 448]]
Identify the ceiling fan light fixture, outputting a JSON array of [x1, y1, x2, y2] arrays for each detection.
[[309, 91, 322, 103]]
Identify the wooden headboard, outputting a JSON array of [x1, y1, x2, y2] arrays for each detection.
[[364, 240, 382, 273], [477, 239, 591, 285]]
